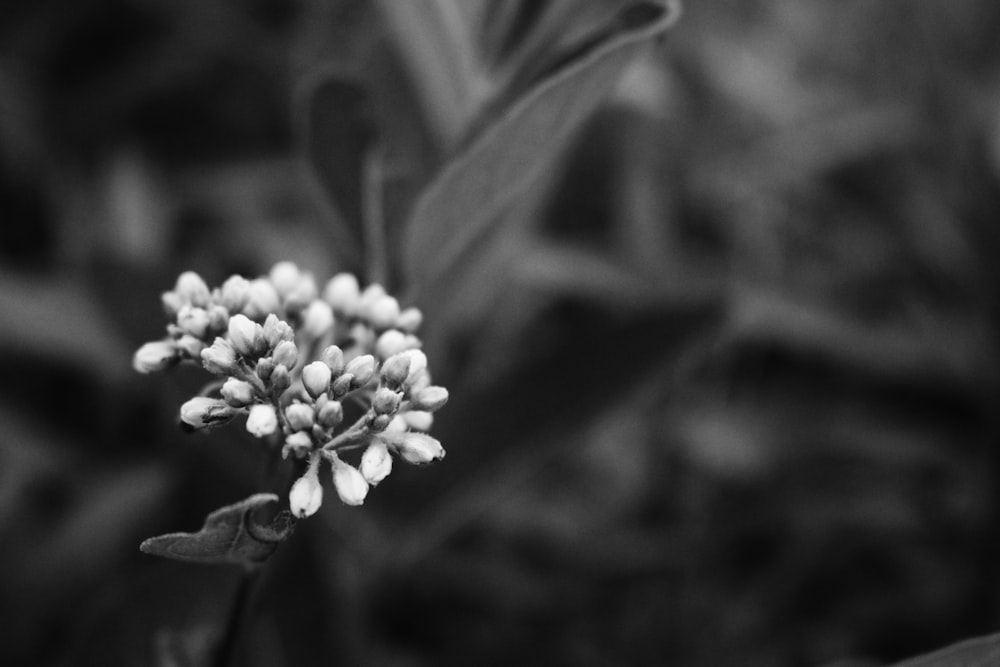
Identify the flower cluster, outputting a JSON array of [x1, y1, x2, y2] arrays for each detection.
[[134, 262, 447, 518]]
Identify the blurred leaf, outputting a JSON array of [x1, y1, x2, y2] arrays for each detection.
[[401, 0, 681, 289], [892, 632, 1000, 666], [303, 76, 374, 266], [140, 494, 293, 566]]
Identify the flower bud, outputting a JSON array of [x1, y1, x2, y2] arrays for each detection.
[[368, 414, 393, 432], [133, 340, 178, 373], [372, 387, 402, 415], [175, 271, 211, 307], [401, 349, 428, 386], [221, 377, 255, 407], [385, 415, 408, 433], [282, 431, 313, 459], [268, 261, 301, 298], [403, 410, 434, 431], [323, 273, 360, 313], [285, 403, 314, 431], [411, 385, 449, 412], [201, 337, 237, 375], [256, 357, 275, 382], [302, 300, 334, 338], [180, 397, 236, 429], [317, 399, 343, 428], [207, 305, 230, 332], [175, 334, 204, 358], [358, 282, 387, 312], [321, 345, 345, 376], [331, 374, 353, 399], [385, 432, 445, 464], [263, 313, 294, 347], [380, 353, 411, 389], [220, 274, 250, 311], [375, 329, 410, 359], [271, 340, 298, 370], [243, 278, 281, 319], [345, 355, 376, 388], [285, 274, 318, 313], [302, 361, 332, 399], [246, 404, 278, 437], [396, 307, 423, 333], [360, 440, 392, 485], [270, 364, 291, 394], [177, 305, 211, 338], [289, 462, 323, 518], [228, 314, 262, 357], [328, 453, 369, 506], [162, 291, 184, 316], [368, 295, 400, 330]]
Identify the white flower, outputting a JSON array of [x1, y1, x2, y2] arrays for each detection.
[[368, 295, 400, 330], [133, 340, 177, 373], [220, 274, 250, 311], [177, 305, 211, 338], [221, 378, 255, 407], [411, 385, 449, 412], [243, 278, 281, 319], [175, 271, 211, 307], [246, 404, 278, 437], [201, 337, 236, 375], [228, 314, 262, 357], [285, 403, 314, 431], [344, 354, 376, 387], [323, 273, 361, 314], [360, 440, 392, 485], [289, 457, 323, 518], [382, 432, 445, 464], [302, 300, 334, 338], [396, 307, 423, 333], [402, 410, 433, 431], [282, 431, 313, 459], [180, 397, 236, 429], [269, 261, 302, 297], [329, 453, 369, 505], [302, 361, 332, 399], [271, 340, 299, 370]]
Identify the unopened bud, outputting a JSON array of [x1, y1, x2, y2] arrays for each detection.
[[302, 300, 334, 338], [133, 340, 178, 373], [385, 414, 408, 433], [256, 357, 275, 382], [268, 261, 301, 297], [228, 314, 262, 357], [262, 313, 294, 347], [360, 440, 392, 485], [207, 305, 229, 332], [221, 377, 255, 407], [372, 387, 402, 415], [289, 460, 323, 518], [180, 396, 236, 430], [175, 334, 204, 358], [161, 291, 184, 316], [201, 338, 237, 375], [368, 413, 393, 432], [375, 329, 412, 359], [282, 431, 313, 459], [328, 453, 369, 506], [380, 353, 411, 389], [331, 373, 353, 398], [270, 364, 291, 394], [321, 345, 345, 376], [175, 271, 211, 307], [323, 273, 361, 314], [246, 404, 278, 438], [272, 340, 298, 369], [243, 278, 281, 319], [403, 410, 434, 431], [368, 295, 400, 330], [220, 274, 250, 311], [396, 307, 423, 333], [177, 305, 211, 338], [401, 349, 428, 386], [285, 403, 314, 431], [317, 400, 343, 428], [345, 355, 376, 388], [384, 432, 445, 464], [411, 385, 449, 412], [302, 361, 332, 399]]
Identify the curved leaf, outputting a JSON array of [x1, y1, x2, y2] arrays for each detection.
[[140, 494, 293, 566], [401, 0, 682, 288], [892, 632, 1000, 667]]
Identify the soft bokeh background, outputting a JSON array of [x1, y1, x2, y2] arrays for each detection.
[[3, 1, 1000, 665]]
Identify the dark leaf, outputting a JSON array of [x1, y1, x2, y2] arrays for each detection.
[[892, 632, 1000, 666], [401, 0, 681, 289], [140, 493, 294, 566]]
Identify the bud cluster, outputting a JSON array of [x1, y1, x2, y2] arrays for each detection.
[[134, 262, 448, 519]]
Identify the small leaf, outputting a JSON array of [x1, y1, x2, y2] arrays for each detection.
[[892, 632, 1000, 666], [140, 494, 294, 566], [401, 0, 681, 289]]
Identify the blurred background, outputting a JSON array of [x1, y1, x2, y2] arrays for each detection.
[[3, 0, 1000, 665]]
